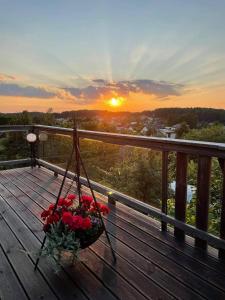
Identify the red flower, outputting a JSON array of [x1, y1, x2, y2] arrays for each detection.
[[81, 217, 92, 230], [81, 195, 93, 209], [46, 213, 60, 225], [92, 202, 102, 210], [81, 195, 93, 204], [89, 207, 96, 214], [100, 205, 110, 215], [41, 209, 50, 219], [64, 199, 73, 207], [70, 215, 83, 230], [67, 194, 76, 200], [48, 204, 55, 210], [58, 198, 65, 206], [62, 211, 73, 225]]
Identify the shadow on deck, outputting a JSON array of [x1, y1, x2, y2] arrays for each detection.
[[0, 166, 225, 300]]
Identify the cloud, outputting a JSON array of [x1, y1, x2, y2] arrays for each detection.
[[0, 73, 17, 81], [0, 82, 75, 100], [0, 77, 185, 104], [0, 83, 56, 98], [63, 79, 185, 103]]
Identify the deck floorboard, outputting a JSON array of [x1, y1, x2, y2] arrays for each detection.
[[0, 167, 225, 300]]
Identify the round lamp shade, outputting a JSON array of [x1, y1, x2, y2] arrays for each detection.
[[26, 133, 37, 143], [39, 132, 48, 142]]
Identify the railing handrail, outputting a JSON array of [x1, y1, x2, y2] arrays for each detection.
[[0, 124, 33, 132], [34, 124, 225, 158], [1, 123, 225, 151]]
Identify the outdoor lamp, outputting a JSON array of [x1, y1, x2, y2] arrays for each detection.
[[39, 132, 48, 142], [26, 133, 37, 143], [26, 133, 37, 168]]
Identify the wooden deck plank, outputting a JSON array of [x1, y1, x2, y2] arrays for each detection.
[[0, 244, 28, 300], [0, 208, 57, 300], [2, 167, 225, 299], [0, 171, 173, 300], [0, 185, 119, 300], [1, 169, 223, 298], [0, 173, 161, 300], [0, 196, 89, 300], [3, 170, 203, 299], [17, 167, 225, 293]]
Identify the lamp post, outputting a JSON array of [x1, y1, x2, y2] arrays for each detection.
[[26, 132, 37, 168]]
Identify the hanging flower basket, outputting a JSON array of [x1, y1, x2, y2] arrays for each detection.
[[40, 193, 109, 263]]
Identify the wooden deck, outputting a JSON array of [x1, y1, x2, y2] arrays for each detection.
[[0, 167, 225, 300]]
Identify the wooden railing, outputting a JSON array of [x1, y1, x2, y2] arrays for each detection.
[[1, 124, 225, 258]]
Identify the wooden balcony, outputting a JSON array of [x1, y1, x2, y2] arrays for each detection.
[[1, 125, 225, 299]]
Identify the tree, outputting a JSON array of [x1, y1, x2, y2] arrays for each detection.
[[183, 123, 225, 143], [103, 148, 162, 207], [175, 122, 190, 138]]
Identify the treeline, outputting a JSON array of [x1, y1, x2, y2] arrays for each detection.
[[149, 107, 225, 127], [1, 107, 224, 127]]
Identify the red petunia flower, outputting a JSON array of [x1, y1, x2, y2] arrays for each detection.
[[46, 213, 60, 225], [91, 202, 102, 210], [70, 215, 83, 230], [58, 198, 65, 206], [63, 199, 73, 207], [81, 195, 93, 203], [100, 205, 110, 215], [41, 209, 50, 219], [80, 195, 93, 210], [89, 207, 96, 214], [48, 204, 55, 210], [62, 211, 73, 225], [67, 194, 76, 200], [81, 217, 92, 230]]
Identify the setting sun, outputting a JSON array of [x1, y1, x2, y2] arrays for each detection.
[[108, 97, 125, 108]]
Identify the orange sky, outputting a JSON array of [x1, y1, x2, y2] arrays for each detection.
[[1, 1, 225, 113], [0, 85, 224, 113]]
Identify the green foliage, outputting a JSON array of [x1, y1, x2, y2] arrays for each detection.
[[0, 132, 29, 161], [10, 110, 33, 125], [184, 123, 225, 143], [175, 122, 190, 138], [103, 148, 162, 206], [43, 222, 80, 261], [153, 107, 225, 126]]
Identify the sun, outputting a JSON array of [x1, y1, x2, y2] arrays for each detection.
[[108, 96, 124, 107]]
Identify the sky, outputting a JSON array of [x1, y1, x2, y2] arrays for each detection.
[[0, 0, 225, 112]]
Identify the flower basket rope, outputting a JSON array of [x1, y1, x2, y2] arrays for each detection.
[[34, 124, 116, 270]]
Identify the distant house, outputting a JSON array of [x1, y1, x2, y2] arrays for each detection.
[[159, 127, 176, 138], [141, 126, 149, 135], [130, 121, 137, 125]]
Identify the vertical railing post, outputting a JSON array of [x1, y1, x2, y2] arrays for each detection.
[[108, 193, 116, 205], [161, 151, 168, 231], [174, 152, 188, 240], [195, 156, 211, 249], [219, 159, 225, 259]]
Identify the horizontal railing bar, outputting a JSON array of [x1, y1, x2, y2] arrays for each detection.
[[34, 124, 225, 158], [0, 125, 32, 132], [36, 158, 225, 250], [0, 158, 31, 167]]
